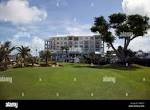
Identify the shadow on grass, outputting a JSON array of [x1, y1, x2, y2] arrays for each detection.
[[73, 64, 142, 71]]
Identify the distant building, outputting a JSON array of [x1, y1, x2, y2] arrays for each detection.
[[135, 50, 150, 59], [9, 54, 17, 62], [45, 35, 104, 53], [44, 35, 104, 61]]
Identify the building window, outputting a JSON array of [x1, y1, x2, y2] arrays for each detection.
[[90, 37, 94, 40], [74, 37, 79, 41], [79, 37, 83, 40], [80, 45, 83, 48], [95, 41, 99, 44], [69, 41, 72, 44], [74, 41, 78, 44], [64, 37, 67, 40], [96, 48, 100, 51], [85, 37, 89, 40], [64, 42, 67, 45], [96, 45, 99, 48], [90, 48, 94, 51], [75, 45, 78, 47], [79, 41, 83, 44], [84, 41, 88, 44], [84, 49, 89, 52], [68, 37, 73, 40], [85, 45, 89, 48], [90, 45, 94, 48]]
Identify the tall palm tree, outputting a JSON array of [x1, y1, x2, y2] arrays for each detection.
[[0, 41, 15, 70], [16, 46, 30, 67]]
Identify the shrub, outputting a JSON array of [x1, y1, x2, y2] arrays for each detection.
[[128, 57, 150, 67]]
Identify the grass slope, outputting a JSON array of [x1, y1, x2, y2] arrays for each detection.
[[0, 63, 150, 99]]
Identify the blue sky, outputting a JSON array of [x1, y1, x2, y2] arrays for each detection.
[[0, 0, 122, 41], [0, 0, 150, 54]]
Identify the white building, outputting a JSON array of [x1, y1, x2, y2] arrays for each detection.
[[45, 35, 104, 54]]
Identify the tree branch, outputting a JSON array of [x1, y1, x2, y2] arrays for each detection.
[[109, 42, 122, 60], [124, 38, 127, 49], [130, 36, 136, 40], [124, 37, 130, 51], [124, 35, 136, 51]]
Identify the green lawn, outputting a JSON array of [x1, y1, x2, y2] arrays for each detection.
[[0, 63, 150, 100]]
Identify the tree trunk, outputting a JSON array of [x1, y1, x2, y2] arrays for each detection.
[[109, 43, 127, 65], [66, 50, 68, 62], [32, 59, 34, 66], [122, 38, 131, 65], [22, 58, 25, 67], [46, 56, 48, 66], [103, 40, 105, 54], [62, 50, 64, 62], [4, 58, 8, 70], [22, 63, 24, 67]]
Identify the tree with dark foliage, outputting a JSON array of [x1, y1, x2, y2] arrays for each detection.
[[91, 13, 150, 65], [0, 41, 15, 70]]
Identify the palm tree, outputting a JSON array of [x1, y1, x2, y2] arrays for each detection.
[[0, 41, 15, 70], [45, 50, 51, 65], [16, 46, 31, 67], [89, 52, 95, 64], [64, 46, 69, 62], [61, 46, 65, 61], [39, 50, 51, 66], [26, 55, 38, 67]]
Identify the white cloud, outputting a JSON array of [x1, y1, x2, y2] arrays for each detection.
[[0, 0, 47, 24], [122, 0, 150, 52], [46, 19, 95, 36], [65, 24, 94, 36], [62, 20, 94, 36], [30, 37, 44, 54], [129, 36, 150, 52], [11, 32, 44, 56], [13, 31, 31, 39], [122, 0, 150, 17]]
